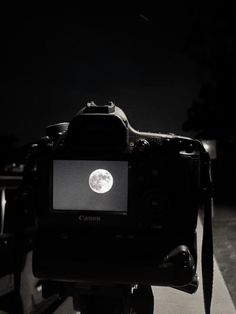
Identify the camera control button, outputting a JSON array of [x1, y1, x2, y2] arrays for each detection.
[[135, 139, 150, 151]]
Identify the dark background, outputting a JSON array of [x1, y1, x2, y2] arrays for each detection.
[[0, 4, 205, 146], [1, 4, 236, 311], [1, 3, 235, 200]]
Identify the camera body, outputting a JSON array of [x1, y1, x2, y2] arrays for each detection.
[[32, 102, 204, 290]]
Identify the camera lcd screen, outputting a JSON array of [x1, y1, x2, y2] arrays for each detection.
[[53, 160, 128, 212]]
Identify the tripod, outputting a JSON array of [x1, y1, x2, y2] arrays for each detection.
[[72, 284, 154, 314]]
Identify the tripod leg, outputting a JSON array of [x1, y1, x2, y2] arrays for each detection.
[[73, 294, 125, 314], [73, 285, 154, 314], [131, 285, 154, 314]]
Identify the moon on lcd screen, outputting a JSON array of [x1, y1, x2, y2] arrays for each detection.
[[89, 169, 113, 194]]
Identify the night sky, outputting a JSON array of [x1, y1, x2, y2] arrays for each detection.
[[0, 4, 226, 147]]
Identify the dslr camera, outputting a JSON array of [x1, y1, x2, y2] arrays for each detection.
[[28, 102, 210, 312]]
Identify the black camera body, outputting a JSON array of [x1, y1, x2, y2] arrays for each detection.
[[32, 102, 204, 291]]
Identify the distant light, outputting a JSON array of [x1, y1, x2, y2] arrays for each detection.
[[202, 142, 210, 151], [1, 188, 6, 235], [139, 14, 150, 22], [201, 140, 217, 160], [36, 285, 42, 292], [1, 189, 6, 209]]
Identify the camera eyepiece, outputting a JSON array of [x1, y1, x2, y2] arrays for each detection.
[[64, 101, 129, 152]]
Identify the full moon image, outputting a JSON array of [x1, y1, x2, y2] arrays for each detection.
[[89, 169, 113, 194]]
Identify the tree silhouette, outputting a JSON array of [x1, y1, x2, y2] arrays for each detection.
[[183, 3, 235, 141], [182, 3, 236, 201]]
